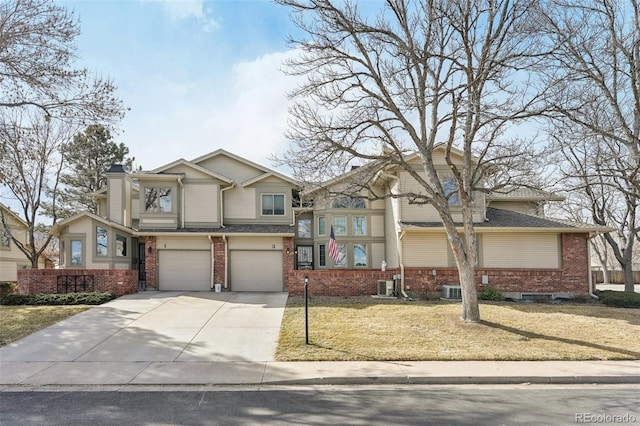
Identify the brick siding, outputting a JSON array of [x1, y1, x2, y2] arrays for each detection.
[[286, 233, 590, 297], [17, 268, 138, 296]]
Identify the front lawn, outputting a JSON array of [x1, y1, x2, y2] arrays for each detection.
[[0, 305, 91, 347], [276, 299, 640, 361]]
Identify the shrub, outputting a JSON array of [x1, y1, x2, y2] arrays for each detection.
[[597, 290, 640, 308], [1, 292, 116, 306], [480, 287, 505, 301], [0, 282, 17, 301]]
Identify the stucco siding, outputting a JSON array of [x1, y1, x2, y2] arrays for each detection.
[[156, 236, 211, 250], [402, 233, 449, 267], [483, 233, 560, 268], [184, 183, 219, 224], [108, 178, 123, 223], [371, 215, 385, 237], [198, 156, 261, 182], [228, 236, 283, 250], [225, 187, 257, 219], [371, 242, 385, 270]]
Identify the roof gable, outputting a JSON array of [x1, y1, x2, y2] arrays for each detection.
[[0, 203, 28, 229], [191, 149, 299, 186], [147, 159, 233, 183]]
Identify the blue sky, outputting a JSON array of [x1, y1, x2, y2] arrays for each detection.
[[60, 0, 302, 171]]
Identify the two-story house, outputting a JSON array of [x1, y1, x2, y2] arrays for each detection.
[[289, 146, 611, 300], [52, 150, 299, 292], [49, 147, 610, 300]]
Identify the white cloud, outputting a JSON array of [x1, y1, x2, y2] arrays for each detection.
[[121, 49, 302, 173], [158, 0, 219, 32]]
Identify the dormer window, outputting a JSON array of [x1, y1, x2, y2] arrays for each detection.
[[145, 187, 172, 212], [332, 196, 365, 209]]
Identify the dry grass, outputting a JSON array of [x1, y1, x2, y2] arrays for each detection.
[[276, 299, 640, 361], [0, 305, 90, 347]]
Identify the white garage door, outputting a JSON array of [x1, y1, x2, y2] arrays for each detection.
[[230, 251, 282, 292], [158, 250, 211, 291]]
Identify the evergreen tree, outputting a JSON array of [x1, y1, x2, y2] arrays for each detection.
[[58, 124, 135, 216]]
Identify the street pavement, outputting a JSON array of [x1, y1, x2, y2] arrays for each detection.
[[0, 291, 638, 388]]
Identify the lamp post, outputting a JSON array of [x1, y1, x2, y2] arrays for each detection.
[[304, 275, 309, 345]]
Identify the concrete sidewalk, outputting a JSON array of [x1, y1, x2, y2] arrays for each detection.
[[1, 360, 638, 387]]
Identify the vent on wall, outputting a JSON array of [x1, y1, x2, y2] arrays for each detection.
[[442, 285, 462, 300]]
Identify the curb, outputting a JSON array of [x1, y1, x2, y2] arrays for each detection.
[[263, 375, 640, 386]]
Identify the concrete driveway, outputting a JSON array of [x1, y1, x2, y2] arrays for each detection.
[[0, 291, 288, 363]]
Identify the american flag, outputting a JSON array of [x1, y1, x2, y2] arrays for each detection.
[[328, 225, 339, 261]]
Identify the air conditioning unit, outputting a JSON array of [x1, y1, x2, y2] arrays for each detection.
[[377, 280, 394, 296], [442, 285, 462, 300]]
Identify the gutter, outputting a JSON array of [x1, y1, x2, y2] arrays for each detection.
[[220, 183, 235, 228], [222, 234, 229, 289], [398, 230, 408, 298]]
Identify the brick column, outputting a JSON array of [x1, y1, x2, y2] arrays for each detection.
[[282, 237, 295, 292], [145, 236, 157, 289], [212, 237, 226, 288]]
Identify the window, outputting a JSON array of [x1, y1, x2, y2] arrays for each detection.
[[334, 243, 347, 267], [262, 194, 285, 215], [145, 187, 172, 212], [353, 216, 367, 235], [71, 240, 83, 266], [1, 229, 10, 248], [443, 176, 460, 206], [354, 244, 367, 267], [333, 216, 347, 235], [318, 244, 326, 267], [298, 219, 311, 238], [332, 196, 365, 209], [116, 234, 127, 257], [96, 227, 108, 257], [317, 216, 326, 236]]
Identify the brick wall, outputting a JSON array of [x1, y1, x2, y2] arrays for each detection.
[[282, 237, 295, 291], [145, 236, 157, 290], [286, 232, 590, 297], [17, 269, 138, 296], [213, 237, 226, 288]]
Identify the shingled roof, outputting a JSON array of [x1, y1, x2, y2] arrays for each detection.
[[400, 208, 612, 232]]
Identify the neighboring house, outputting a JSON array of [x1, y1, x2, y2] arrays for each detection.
[[48, 147, 610, 299], [0, 204, 44, 282], [293, 146, 612, 299]]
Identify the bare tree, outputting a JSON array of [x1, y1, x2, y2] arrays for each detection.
[[276, 0, 548, 322], [0, 0, 124, 266], [0, 0, 123, 122], [0, 110, 71, 268], [540, 0, 639, 292]]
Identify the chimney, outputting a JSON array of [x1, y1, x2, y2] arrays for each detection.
[[106, 164, 131, 226]]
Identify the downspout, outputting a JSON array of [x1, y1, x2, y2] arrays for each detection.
[[208, 235, 215, 290], [222, 234, 229, 289], [398, 230, 408, 298], [178, 176, 185, 229], [588, 233, 599, 299], [220, 183, 235, 228]]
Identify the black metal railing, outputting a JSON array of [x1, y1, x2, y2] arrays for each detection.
[[56, 275, 95, 294]]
